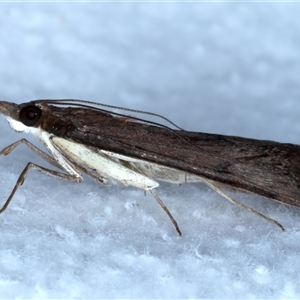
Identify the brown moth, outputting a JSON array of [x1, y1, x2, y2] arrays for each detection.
[[1, 99, 300, 235]]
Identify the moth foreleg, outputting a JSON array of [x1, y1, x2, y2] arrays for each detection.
[[0, 138, 63, 170], [203, 179, 285, 231], [0, 162, 82, 213], [149, 189, 182, 236]]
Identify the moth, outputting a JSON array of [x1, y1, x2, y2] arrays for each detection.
[[1, 99, 300, 235]]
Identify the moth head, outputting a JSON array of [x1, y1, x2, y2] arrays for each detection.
[[0, 101, 42, 133]]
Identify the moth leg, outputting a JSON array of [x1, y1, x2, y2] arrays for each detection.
[[203, 179, 285, 231], [149, 189, 182, 236], [0, 162, 82, 214], [0, 138, 63, 170]]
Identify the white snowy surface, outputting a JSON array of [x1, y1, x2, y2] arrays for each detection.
[[0, 2, 300, 299]]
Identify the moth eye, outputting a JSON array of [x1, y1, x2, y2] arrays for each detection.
[[19, 105, 42, 126]]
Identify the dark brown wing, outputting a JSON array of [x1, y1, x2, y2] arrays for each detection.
[[40, 105, 300, 207]]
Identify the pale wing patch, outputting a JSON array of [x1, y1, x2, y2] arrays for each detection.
[[100, 150, 204, 184], [52, 137, 159, 190]]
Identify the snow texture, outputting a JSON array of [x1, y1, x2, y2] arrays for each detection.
[[0, 2, 300, 299]]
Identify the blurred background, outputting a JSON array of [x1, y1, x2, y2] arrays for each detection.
[[1, 2, 300, 140]]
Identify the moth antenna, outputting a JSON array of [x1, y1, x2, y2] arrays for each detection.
[[35, 99, 184, 130]]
